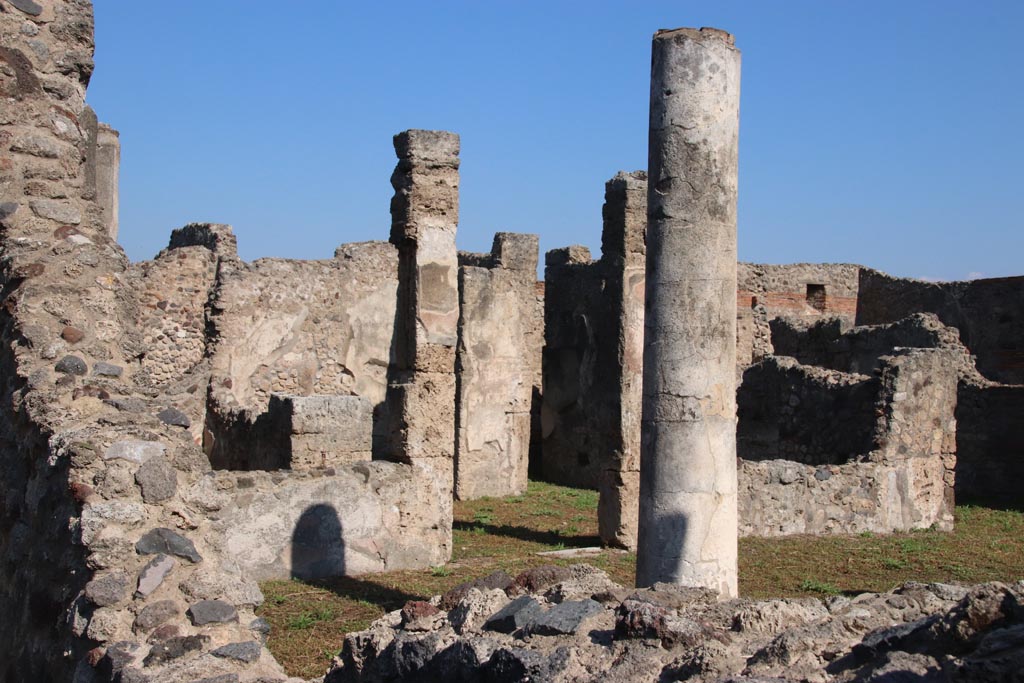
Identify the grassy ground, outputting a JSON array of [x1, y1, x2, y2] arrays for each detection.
[[258, 481, 1024, 679]]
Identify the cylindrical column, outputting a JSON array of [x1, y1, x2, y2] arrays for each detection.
[[636, 27, 741, 598]]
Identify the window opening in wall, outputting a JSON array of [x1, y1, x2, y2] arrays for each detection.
[[806, 284, 827, 312]]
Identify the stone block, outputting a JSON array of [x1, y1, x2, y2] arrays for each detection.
[[269, 394, 373, 469]]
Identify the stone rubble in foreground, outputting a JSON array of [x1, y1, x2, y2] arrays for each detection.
[[325, 564, 1024, 682]]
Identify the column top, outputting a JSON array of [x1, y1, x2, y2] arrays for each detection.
[[393, 129, 460, 161], [653, 27, 736, 48]]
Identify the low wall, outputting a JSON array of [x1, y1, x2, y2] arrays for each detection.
[[192, 462, 450, 581], [739, 348, 958, 536]]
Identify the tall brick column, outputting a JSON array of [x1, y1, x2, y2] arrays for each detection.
[[597, 171, 647, 549], [636, 28, 741, 598], [385, 129, 460, 557]]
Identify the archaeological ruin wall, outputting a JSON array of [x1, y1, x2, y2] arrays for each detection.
[[540, 171, 646, 548], [455, 232, 542, 500], [737, 262, 861, 366], [857, 270, 1024, 508], [857, 268, 1024, 385]]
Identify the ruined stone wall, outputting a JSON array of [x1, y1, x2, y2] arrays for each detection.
[[955, 381, 1024, 507], [737, 357, 879, 465], [204, 241, 398, 469], [739, 348, 958, 536], [770, 312, 973, 377], [455, 232, 541, 500], [737, 262, 861, 366], [857, 268, 1024, 385], [541, 172, 646, 511]]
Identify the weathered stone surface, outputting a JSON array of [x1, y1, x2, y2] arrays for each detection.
[[133, 600, 179, 633], [104, 440, 166, 464], [84, 570, 129, 607], [439, 570, 514, 610], [29, 198, 81, 224], [61, 326, 85, 343], [55, 355, 87, 375], [483, 596, 543, 634], [135, 554, 175, 597], [8, 0, 43, 16], [93, 361, 124, 377], [134, 457, 177, 503], [526, 599, 603, 636], [210, 641, 261, 663], [136, 528, 202, 563], [187, 599, 238, 625], [143, 634, 209, 665], [156, 407, 190, 428], [455, 233, 540, 500]]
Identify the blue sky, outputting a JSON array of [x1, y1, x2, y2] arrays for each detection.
[[88, 1, 1023, 281]]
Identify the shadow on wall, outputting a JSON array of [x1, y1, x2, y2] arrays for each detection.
[[291, 504, 346, 580]]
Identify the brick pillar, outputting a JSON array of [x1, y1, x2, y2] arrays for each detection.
[[385, 129, 460, 557], [636, 28, 741, 598], [598, 170, 647, 549]]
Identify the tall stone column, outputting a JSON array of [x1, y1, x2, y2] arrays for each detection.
[[385, 129, 460, 558], [636, 28, 741, 598], [95, 123, 120, 240]]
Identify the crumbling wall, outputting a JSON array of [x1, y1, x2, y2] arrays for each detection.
[[739, 348, 958, 536], [955, 381, 1024, 507], [455, 232, 541, 500], [204, 241, 398, 469], [770, 312, 973, 377], [540, 172, 646, 512], [737, 262, 861, 367], [857, 268, 1024, 384], [737, 357, 879, 465]]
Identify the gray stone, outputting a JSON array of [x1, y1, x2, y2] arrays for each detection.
[[106, 397, 147, 413], [134, 457, 177, 503], [84, 570, 129, 607], [135, 554, 175, 597], [156, 407, 190, 428], [484, 596, 543, 634], [93, 362, 124, 377], [0, 203, 18, 222], [11, 134, 60, 158], [29, 199, 81, 224], [143, 634, 209, 665], [136, 528, 202, 563], [133, 600, 179, 633], [250, 616, 271, 642], [525, 599, 603, 636], [187, 599, 238, 625], [195, 676, 239, 683], [814, 467, 832, 481], [55, 355, 87, 375], [104, 440, 166, 464], [211, 641, 261, 663], [8, 0, 43, 16]]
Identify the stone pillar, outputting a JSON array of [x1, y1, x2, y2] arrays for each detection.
[[598, 171, 647, 549], [636, 28, 741, 598], [95, 123, 120, 240], [385, 129, 460, 557]]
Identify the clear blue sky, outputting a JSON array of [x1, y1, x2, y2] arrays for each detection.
[[88, 1, 1023, 282]]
